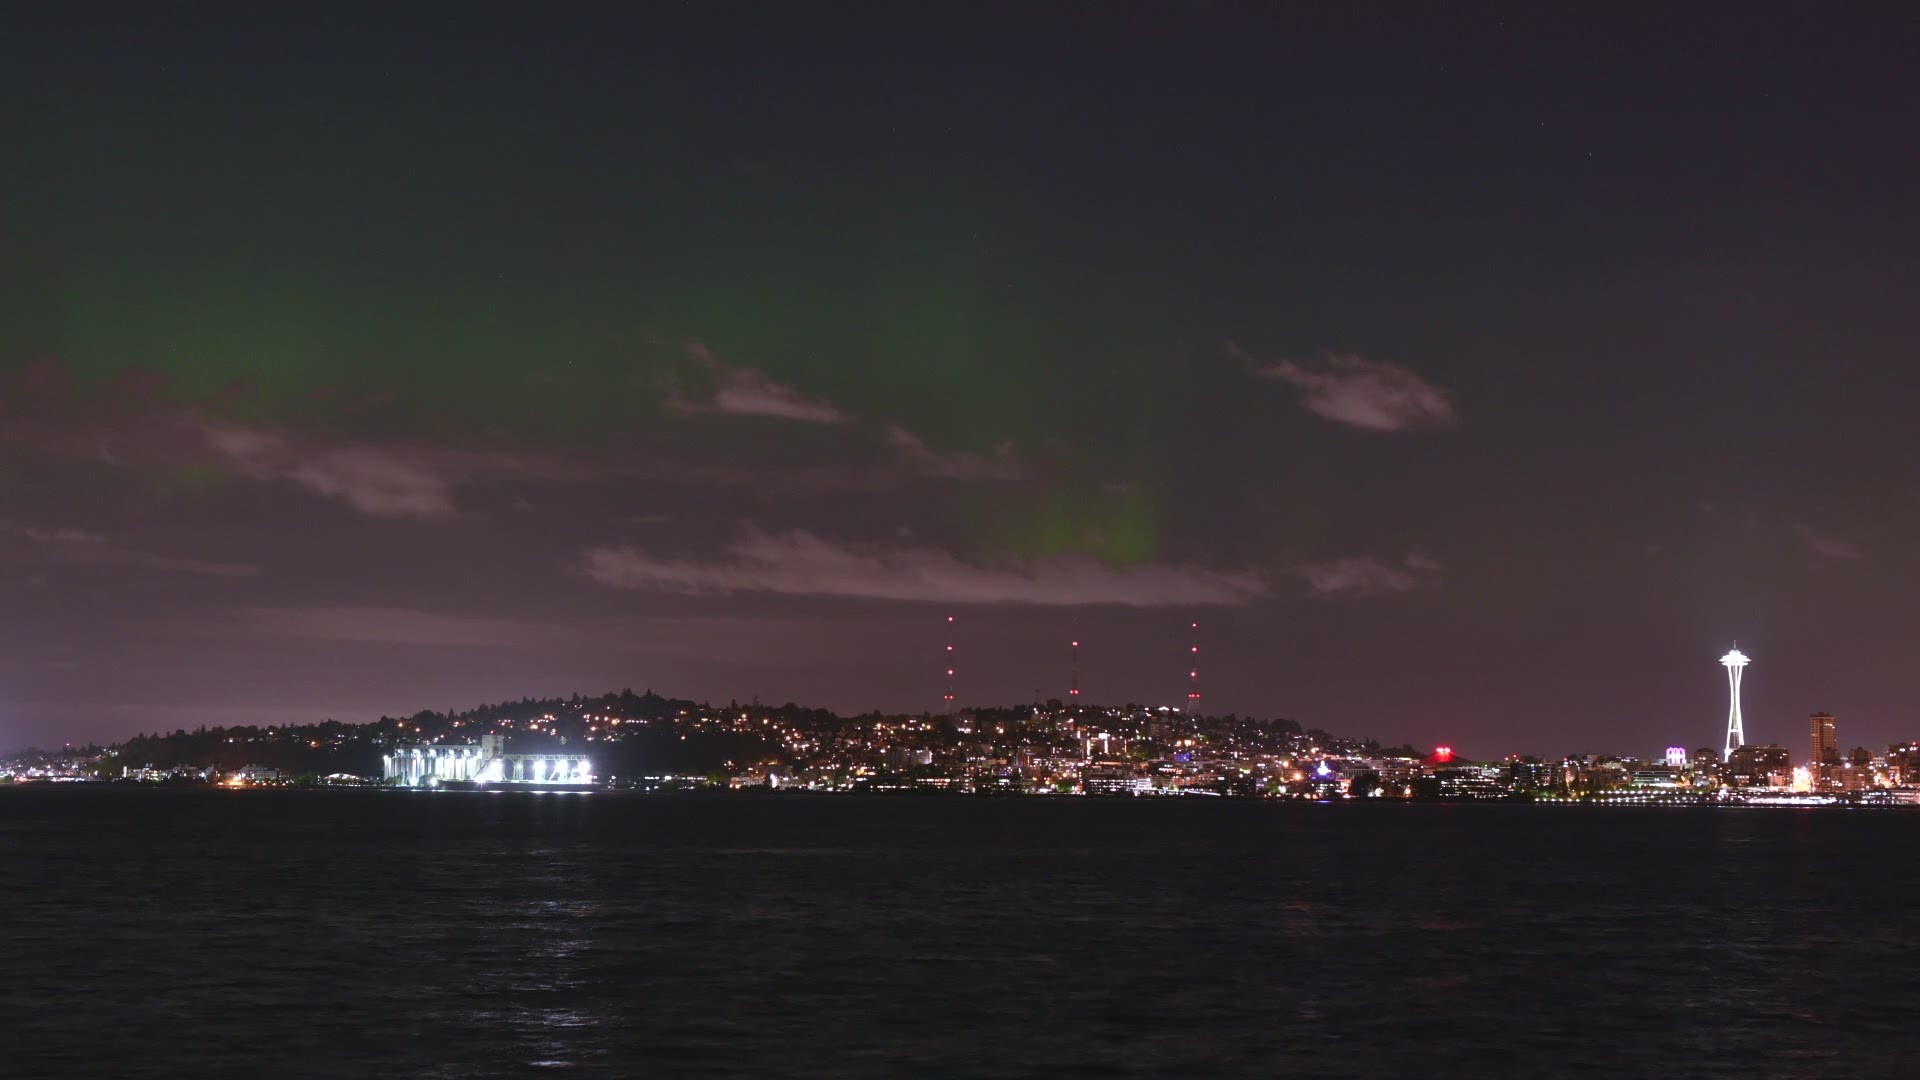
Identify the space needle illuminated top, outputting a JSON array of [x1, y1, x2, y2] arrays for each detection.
[[1721, 645, 1750, 759]]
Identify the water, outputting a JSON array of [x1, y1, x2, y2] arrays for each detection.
[[2, 789, 1911, 1078]]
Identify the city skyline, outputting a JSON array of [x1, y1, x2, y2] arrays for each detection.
[[6, 11, 1920, 753], [11, 645, 1891, 772], [15, 675, 1914, 802]]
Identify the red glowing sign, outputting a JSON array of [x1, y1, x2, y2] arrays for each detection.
[[1433, 745, 1455, 762]]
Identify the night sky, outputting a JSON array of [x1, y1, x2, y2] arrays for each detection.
[[4, 7, 1919, 756]]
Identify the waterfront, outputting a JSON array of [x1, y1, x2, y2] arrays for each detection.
[[5, 789, 1914, 1078]]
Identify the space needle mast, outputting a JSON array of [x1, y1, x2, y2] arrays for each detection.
[[1722, 645, 1750, 759]]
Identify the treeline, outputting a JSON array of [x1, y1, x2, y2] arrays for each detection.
[[103, 688, 826, 779], [116, 722, 383, 776]]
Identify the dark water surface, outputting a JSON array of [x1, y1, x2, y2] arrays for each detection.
[[4, 789, 1915, 1078]]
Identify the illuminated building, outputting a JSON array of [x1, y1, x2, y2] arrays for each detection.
[[1433, 763, 1507, 799], [1721, 646, 1749, 759], [1082, 762, 1148, 795], [1305, 760, 1344, 797], [1506, 757, 1557, 794], [1726, 743, 1791, 788], [1809, 712, 1838, 786], [884, 746, 934, 770], [1685, 748, 1722, 787], [1887, 743, 1920, 786], [1832, 746, 1877, 791], [1567, 760, 1629, 793], [1629, 766, 1684, 790], [381, 734, 594, 788], [1665, 746, 1687, 768]]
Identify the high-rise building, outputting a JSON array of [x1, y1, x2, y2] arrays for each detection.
[[1721, 647, 1750, 758], [1809, 712, 1838, 785], [1842, 747, 1876, 792], [1726, 743, 1791, 788], [1888, 743, 1920, 786]]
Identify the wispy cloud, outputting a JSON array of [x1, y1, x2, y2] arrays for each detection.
[[582, 528, 1265, 606], [0, 520, 261, 579], [239, 606, 545, 646], [0, 522, 107, 545], [202, 422, 579, 519], [1297, 552, 1441, 597], [668, 344, 850, 423], [882, 425, 1022, 481], [1240, 345, 1458, 431], [1793, 523, 1863, 561], [290, 448, 458, 518], [204, 424, 454, 517], [111, 550, 264, 580], [5, 359, 1019, 516]]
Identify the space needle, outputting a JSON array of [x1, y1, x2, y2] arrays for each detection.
[[1721, 645, 1750, 759]]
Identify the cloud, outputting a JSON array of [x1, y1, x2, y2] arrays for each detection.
[[1242, 347, 1458, 431], [581, 528, 1266, 606], [2, 364, 594, 519], [882, 425, 1022, 481], [0, 520, 261, 579], [291, 447, 458, 517], [668, 344, 850, 423], [202, 422, 580, 519], [1297, 552, 1441, 597], [4, 360, 1010, 513], [1403, 550, 1442, 573], [1793, 523, 1862, 561], [113, 550, 264, 580], [240, 606, 544, 646], [204, 424, 455, 517], [0, 522, 107, 545]]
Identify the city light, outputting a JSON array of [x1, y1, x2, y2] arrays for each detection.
[[21, 634, 1920, 809]]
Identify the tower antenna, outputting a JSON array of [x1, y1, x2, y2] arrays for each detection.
[[1070, 638, 1081, 702], [943, 615, 957, 713], [1186, 622, 1201, 711]]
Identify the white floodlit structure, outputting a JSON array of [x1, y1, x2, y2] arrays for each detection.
[[381, 734, 595, 788], [1722, 646, 1750, 759]]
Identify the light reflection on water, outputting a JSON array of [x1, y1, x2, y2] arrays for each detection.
[[4, 789, 1916, 1078]]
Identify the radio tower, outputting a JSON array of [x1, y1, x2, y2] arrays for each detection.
[[1186, 622, 1201, 711], [1070, 639, 1081, 702], [942, 615, 957, 713]]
